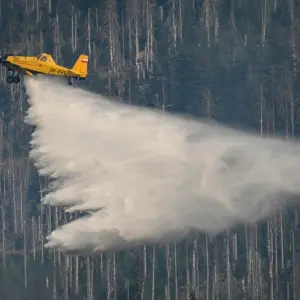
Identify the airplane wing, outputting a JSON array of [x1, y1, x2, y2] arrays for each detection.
[[17, 66, 34, 76], [10, 64, 34, 76], [0, 57, 34, 76]]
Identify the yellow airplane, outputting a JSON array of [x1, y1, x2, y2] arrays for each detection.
[[0, 53, 89, 85]]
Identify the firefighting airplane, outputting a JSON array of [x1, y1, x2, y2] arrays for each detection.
[[0, 53, 89, 85]]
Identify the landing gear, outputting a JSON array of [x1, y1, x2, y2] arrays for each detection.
[[6, 70, 20, 84], [66, 76, 73, 86], [13, 76, 20, 83]]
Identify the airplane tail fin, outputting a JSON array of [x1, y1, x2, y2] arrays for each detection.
[[71, 55, 89, 78]]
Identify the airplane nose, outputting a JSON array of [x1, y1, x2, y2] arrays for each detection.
[[0, 54, 11, 62], [0, 56, 7, 63]]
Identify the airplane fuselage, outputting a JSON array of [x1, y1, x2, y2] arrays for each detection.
[[0, 53, 89, 85], [5, 56, 74, 76]]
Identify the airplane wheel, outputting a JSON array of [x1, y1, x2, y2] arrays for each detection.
[[68, 81, 72, 86], [13, 76, 20, 83], [6, 76, 13, 84]]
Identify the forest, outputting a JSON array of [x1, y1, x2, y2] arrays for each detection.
[[0, 0, 300, 299]]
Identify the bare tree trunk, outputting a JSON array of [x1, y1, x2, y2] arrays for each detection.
[[260, 83, 264, 136], [134, 0, 140, 79], [1, 164, 6, 269], [75, 256, 79, 294], [87, 257, 91, 300], [36, 0, 40, 24], [274, 214, 279, 298], [135, 248, 141, 300], [32, 216, 36, 261], [290, 0, 296, 72], [71, 6, 75, 52], [279, 211, 284, 270], [226, 231, 231, 300], [212, 237, 219, 300], [191, 238, 197, 296], [151, 245, 156, 300], [140, 245, 147, 300], [125, 279, 130, 300], [289, 75, 295, 139], [186, 242, 190, 298], [100, 253, 104, 279], [65, 255, 69, 300], [171, 0, 177, 52], [166, 244, 171, 300], [24, 220, 27, 287], [174, 243, 178, 300], [113, 253, 116, 300], [53, 248, 57, 300], [268, 220, 274, 300], [206, 235, 210, 300], [178, 0, 183, 43], [92, 42, 97, 69], [74, 11, 78, 51], [9, 139, 17, 234], [145, 0, 154, 72], [291, 229, 297, 299], [107, 252, 111, 300], [87, 8, 91, 58], [0, 0, 2, 26], [69, 256, 73, 290], [53, 14, 61, 63], [261, 0, 267, 47]]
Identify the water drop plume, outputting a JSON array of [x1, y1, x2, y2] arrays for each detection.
[[24, 76, 300, 255]]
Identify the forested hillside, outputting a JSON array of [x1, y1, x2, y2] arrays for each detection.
[[0, 0, 300, 299]]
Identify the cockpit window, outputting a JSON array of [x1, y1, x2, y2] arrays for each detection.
[[40, 56, 47, 62]]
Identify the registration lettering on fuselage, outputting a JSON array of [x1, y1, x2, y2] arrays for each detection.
[[50, 68, 67, 75]]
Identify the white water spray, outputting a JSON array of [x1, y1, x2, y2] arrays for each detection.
[[24, 77, 300, 255]]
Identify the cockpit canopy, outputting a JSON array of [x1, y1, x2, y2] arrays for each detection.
[[36, 53, 55, 64], [36, 54, 46, 61]]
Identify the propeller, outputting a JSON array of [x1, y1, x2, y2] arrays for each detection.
[[0, 50, 4, 63], [0, 50, 13, 63]]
